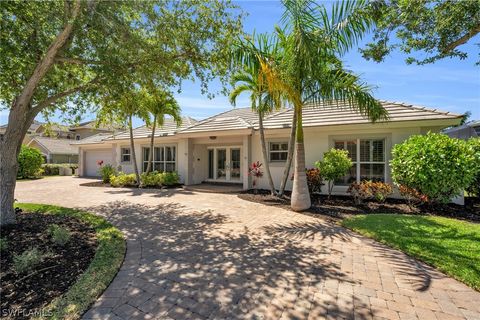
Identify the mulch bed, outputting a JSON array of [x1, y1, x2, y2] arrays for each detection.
[[238, 189, 480, 222], [0, 212, 97, 319]]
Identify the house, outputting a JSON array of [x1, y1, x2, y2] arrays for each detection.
[[1, 119, 122, 163], [27, 136, 80, 164], [74, 101, 462, 194], [444, 120, 480, 140]]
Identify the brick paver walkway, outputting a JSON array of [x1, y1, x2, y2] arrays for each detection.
[[15, 177, 480, 320]]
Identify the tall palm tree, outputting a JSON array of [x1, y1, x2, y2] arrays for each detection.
[[97, 86, 149, 186], [144, 88, 181, 174], [230, 33, 284, 195], [229, 69, 277, 194], [257, 0, 389, 210]]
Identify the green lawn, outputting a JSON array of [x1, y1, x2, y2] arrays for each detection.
[[17, 203, 125, 319], [342, 214, 480, 291]]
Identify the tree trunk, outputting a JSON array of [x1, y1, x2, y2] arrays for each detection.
[[128, 115, 141, 186], [291, 104, 311, 211], [0, 139, 21, 225], [258, 112, 276, 195], [145, 115, 156, 174], [278, 109, 297, 197]]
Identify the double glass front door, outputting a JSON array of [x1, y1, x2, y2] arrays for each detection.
[[208, 147, 241, 182]]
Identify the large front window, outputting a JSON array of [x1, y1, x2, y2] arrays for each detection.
[[142, 145, 176, 172], [334, 138, 386, 185]]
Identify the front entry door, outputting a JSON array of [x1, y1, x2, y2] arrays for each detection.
[[208, 146, 242, 182]]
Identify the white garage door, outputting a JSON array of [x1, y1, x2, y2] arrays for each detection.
[[85, 149, 114, 177]]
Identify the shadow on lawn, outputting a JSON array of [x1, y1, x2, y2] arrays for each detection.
[[81, 201, 374, 319]]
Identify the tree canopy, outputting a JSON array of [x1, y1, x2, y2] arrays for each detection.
[[0, 0, 243, 121], [361, 0, 480, 65]]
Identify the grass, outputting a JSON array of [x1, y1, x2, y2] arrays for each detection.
[[342, 214, 480, 291], [16, 203, 125, 319]]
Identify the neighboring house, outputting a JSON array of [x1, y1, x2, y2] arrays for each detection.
[[75, 100, 462, 195], [27, 136, 79, 164], [0, 119, 122, 163], [443, 120, 480, 140]]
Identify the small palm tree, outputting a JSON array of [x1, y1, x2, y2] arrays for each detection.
[[230, 33, 284, 195], [144, 88, 181, 174], [97, 86, 149, 186]]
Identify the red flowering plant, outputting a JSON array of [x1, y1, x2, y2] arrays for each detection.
[[248, 161, 264, 192], [96, 160, 104, 167]]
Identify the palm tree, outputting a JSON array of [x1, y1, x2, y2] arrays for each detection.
[[144, 88, 181, 174], [258, 0, 389, 210], [97, 86, 149, 186]]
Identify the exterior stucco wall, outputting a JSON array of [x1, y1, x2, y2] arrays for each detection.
[[77, 122, 451, 194]]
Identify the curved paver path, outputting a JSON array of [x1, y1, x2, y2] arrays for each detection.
[[15, 177, 480, 320]]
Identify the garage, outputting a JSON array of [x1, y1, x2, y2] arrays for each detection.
[[84, 149, 114, 177]]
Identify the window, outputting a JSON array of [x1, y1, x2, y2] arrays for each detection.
[[121, 147, 131, 163], [269, 142, 288, 162], [142, 145, 176, 172], [334, 138, 386, 185], [75, 135, 81, 141]]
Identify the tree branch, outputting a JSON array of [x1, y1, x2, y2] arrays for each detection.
[[442, 23, 480, 53], [33, 79, 98, 111], [55, 56, 100, 65], [17, 0, 82, 109]]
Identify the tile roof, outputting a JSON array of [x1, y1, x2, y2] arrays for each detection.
[[106, 117, 197, 140], [179, 108, 264, 134], [69, 120, 123, 131], [30, 136, 79, 155], [260, 100, 462, 129], [71, 133, 114, 145]]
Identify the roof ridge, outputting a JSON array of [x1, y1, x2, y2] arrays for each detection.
[[179, 107, 248, 132], [386, 100, 460, 117]]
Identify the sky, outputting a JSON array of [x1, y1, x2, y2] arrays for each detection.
[[1, 0, 479, 127]]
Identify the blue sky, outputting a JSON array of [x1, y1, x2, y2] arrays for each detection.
[[1, 0, 479, 127]]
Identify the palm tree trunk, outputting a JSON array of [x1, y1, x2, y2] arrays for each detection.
[[145, 114, 156, 174], [291, 104, 311, 211], [128, 114, 141, 186], [258, 111, 276, 195], [278, 109, 297, 197]]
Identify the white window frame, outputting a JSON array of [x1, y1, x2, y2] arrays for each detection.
[[269, 141, 289, 162], [332, 137, 387, 185], [142, 145, 177, 173], [120, 147, 131, 163]]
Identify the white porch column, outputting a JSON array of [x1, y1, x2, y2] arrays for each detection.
[[183, 138, 194, 185], [111, 143, 118, 168], [78, 147, 84, 176], [242, 135, 251, 190]]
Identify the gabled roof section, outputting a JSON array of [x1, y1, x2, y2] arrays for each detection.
[[69, 120, 123, 131], [179, 108, 260, 134], [71, 133, 114, 145], [261, 100, 462, 129], [29, 136, 79, 155], [105, 116, 198, 140]]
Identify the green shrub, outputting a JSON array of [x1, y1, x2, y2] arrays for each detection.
[[348, 181, 393, 205], [315, 149, 353, 198], [49, 224, 71, 246], [0, 238, 7, 251], [42, 163, 78, 176], [17, 145, 44, 178], [140, 171, 164, 187], [110, 172, 137, 187], [13, 247, 46, 274], [140, 171, 180, 187], [466, 138, 480, 198], [162, 172, 180, 186], [99, 164, 116, 183], [391, 133, 479, 204]]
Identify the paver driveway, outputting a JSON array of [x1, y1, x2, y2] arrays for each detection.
[[15, 177, 480, 320]]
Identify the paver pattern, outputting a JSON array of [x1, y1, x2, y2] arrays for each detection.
[[15, 177, 480, 320]]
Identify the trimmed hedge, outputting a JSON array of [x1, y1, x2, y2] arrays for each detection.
[[42, 163, 78, 176]]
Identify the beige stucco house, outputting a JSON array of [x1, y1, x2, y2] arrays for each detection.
[[74, 101, 461, 194]]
